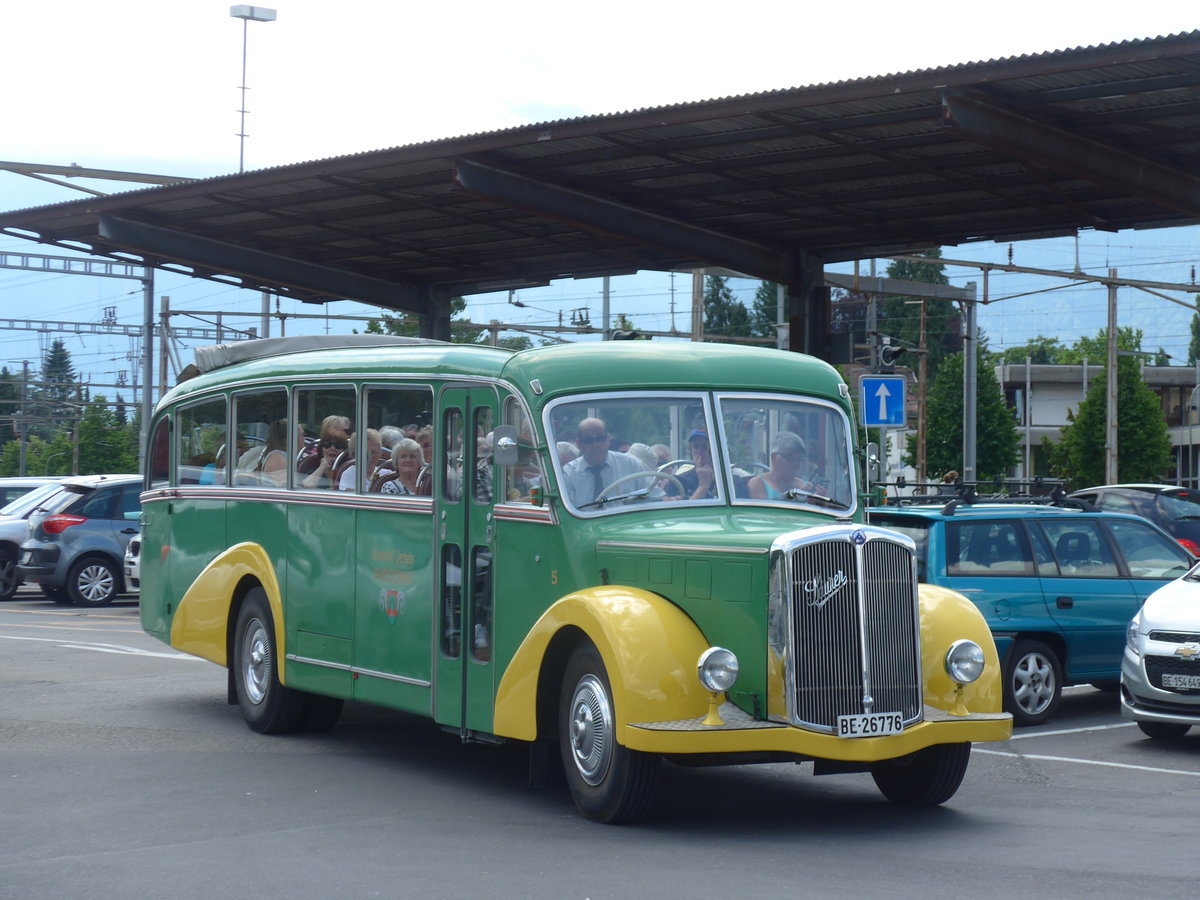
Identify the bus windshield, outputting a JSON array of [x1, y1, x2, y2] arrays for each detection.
[[547, 391, 855, 515]]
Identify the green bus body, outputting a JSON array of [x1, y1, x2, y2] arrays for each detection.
[[140, 336, 1009, 823]]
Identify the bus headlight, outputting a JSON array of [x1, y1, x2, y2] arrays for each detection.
[[944, 639, 985, 685], [697, 647, 739, 693]]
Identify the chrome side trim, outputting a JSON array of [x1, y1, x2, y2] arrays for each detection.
[[286, 654, 432, 689], [597, 541, 767, 556]]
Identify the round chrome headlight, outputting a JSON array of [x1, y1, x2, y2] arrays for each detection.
[[697, 647, 739, 693], [944, 639, 985, 685]]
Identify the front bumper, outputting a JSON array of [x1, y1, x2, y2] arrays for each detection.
[[1121, 648, 1200, 727], [624, 703, 1011, 760]]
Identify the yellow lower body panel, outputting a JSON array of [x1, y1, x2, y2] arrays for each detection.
[[625, 702, 1012, 760]]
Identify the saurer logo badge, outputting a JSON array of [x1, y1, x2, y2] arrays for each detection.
[[804, 571, 848, 609]]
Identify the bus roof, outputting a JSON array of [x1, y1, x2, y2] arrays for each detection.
[[161, 337, 847, 411]]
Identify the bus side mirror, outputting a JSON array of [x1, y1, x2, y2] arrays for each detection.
[[865, 441, 880, 483], [492, 425, 520, 467]]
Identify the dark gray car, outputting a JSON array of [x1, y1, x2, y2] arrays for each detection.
[[16, 475, 142, 606]]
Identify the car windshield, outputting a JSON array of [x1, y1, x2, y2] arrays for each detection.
[[547, 391, 855, 515], [0, 483, 63, 519]]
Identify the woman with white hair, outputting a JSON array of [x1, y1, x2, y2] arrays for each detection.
[[747, 431, 814, 500], [374, 438, 425, 495]]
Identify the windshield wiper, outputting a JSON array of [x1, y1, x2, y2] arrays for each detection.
[[782, 488, 843, 509], [578, 487, 653, 510]]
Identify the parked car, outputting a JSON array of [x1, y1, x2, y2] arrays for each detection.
[[16, 475, 142, 606], [1067, 484, 1200, 557], [870, 499, 1193, 725], [123, 530, 140, 593], [0, 476, 63, 508], [1122, 561, 1200, 739], [0, 481, 77, 601]]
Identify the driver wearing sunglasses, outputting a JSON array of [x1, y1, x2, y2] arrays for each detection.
[[560, 417, 647, 507]]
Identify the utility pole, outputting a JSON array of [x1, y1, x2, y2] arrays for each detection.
[[1105, 270, 1119, 484], [917, 299, 928, 482]]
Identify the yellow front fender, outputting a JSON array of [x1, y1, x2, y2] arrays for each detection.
[[170, 542, 285, 679], [918, 583, 1004, 713], [493, 587, 711, 742]]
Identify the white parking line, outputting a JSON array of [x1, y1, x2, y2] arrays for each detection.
[[1011, 722, 1135, 739], [0, 633, 197, 659], [975, 747, 1200, 777]]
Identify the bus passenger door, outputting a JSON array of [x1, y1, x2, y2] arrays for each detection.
[[433, 386, 497, 736]]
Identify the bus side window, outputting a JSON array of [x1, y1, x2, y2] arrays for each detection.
[[148, 417, 170, 488], [231, 389, 288, 487], [473, 406, 493, 504], [501, 396, 541, 503], [442, 409, 464, 502], [363, 385, 433, 494], [176, 397, 227, 486]]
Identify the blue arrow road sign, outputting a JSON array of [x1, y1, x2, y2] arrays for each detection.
[[859, 375, 906, 427]]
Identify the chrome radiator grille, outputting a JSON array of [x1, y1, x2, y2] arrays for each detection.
[[774, 527, 923, 732]]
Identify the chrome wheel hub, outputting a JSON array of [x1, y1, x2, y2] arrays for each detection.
[[242, 618, 271, 705], [568, 674, 613, 786]]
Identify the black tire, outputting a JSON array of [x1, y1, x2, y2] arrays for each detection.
[[1004, 639, 1063, 726], [0, 547, 19, 601], [559, 642, 659, 823], [233, 587, 305, 734], [41, 584, 71, 604], [66, 555, 121, 607], [1091, 680, 1120, 693], [1137, 721, 1191, 740], [871, 742, 971, 806]]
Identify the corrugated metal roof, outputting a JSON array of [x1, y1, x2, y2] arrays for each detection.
[[4, 31, 1200, 312]]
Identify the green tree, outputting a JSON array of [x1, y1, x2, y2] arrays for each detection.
[[880, 249, 961, 379], [0, 366, 20, 449], [999, 336, 1068, 365], [703, 275, 750, 339], [920, 349, 1019, 481], [749, 281, 779, 338], [1051, 353, 1172, 491], [1057, 325, 1143, 365], [75, 395, 139, 474]]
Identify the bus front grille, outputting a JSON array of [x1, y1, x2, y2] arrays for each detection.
[[772, 526, 923, 732]]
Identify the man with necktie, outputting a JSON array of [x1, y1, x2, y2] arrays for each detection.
[[561, 417, 647, 507]]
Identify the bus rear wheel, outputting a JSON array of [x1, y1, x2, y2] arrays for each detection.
[[558, 642, 659, 824], [233, 587, 305, 734]]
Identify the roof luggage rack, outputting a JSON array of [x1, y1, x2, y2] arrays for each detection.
[[873, 477, 1096, 515]]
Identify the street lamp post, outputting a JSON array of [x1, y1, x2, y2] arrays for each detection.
[[230, 5, 277, 174]]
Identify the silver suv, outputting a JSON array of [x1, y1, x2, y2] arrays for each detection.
[[16, 475, 142, 606]]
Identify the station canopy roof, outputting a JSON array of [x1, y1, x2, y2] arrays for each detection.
[[3, 31, 1200, 319]]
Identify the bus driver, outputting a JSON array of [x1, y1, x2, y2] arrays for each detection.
[[560, 417, 645, 506]]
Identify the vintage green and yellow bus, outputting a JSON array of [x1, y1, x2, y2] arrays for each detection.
[[140, 335, 1010, 822]]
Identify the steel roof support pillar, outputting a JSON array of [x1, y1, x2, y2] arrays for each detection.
[[784, 251, 829, 359]]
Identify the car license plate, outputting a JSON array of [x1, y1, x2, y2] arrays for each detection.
[[1163, 673, 1200, 689], [837, 711, 903, 737]]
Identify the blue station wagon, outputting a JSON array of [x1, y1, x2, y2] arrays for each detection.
[[870, 500, 1193, 725]]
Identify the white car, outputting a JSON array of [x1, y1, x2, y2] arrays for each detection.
[[1122, 562, 1200, 739], [123, 531, 141, 593]]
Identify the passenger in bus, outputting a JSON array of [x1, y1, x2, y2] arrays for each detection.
[[746, 431, 815, 500], [300, 431, 348, 489], [337, 429, 385, 491], [374, 438, 424, 495], [298, 415, 351, 477], [258, 419, 292, 487], [668, 429, 717, 500], [560, 417, 645, 506]]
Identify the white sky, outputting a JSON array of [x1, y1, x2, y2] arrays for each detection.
[[2, 1, 1199, 391]]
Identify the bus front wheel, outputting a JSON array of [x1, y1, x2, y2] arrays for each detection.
[[233, 587, 305, 734], [870, 742, 971, 806], [558, 642, 659, 824]]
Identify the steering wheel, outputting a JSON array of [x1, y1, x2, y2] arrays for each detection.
[[595, 470, 685, 503], [734, 461, 769, 473], [657, 458, 693, 473]]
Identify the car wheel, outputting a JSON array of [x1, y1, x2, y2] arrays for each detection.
[[871, 742, 971, 806], [1137, 721, 1191, 740], [41, 584, 72, 604], [1004, 639, 1063, 726], [233, 587, 305, 734], [558, 642, 659, 823], [0, 547, 19, 601], [66, 555, 121, 607]]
